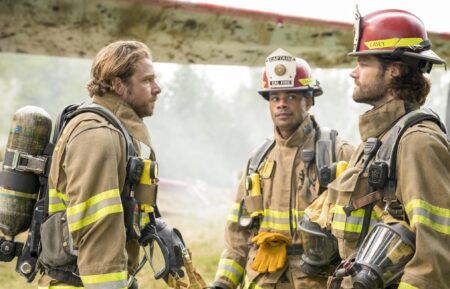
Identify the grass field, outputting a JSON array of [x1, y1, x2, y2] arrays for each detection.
[[0, 210, 227, 289]]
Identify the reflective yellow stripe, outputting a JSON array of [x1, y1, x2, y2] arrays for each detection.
[[0, 188, 38, 200], [216, 258, 244, 286], [38, 285, 84, 289], [219, 259, 244, 274], [216, 269, 239, 286], [332, 220, 363, 233], [364, 37, 423, 50], [227, 203, 304, 229], [68, 204, 123, 232], [228, 214, 238, 222], [406, 199, 450, 235], [49, 189, 69, 202], [260, 209, 304, 232], [332, 205, 381, 233], [227, 202, 240, 223], [81, 271, 127, 284], [140, 213, 150, 227], [398, 282, 418, 289], [242, 275, 263, 289], [260, 220, 290, 231], [48, 203, 67, 213], [48, 189, 68, 213], [299, 78, 314, 86], [67, 189, 120, 216]]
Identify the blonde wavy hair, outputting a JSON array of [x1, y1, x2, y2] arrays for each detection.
[[87, 40, 152, 97]]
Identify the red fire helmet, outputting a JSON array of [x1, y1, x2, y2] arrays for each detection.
[[349, 8, 446, 72], [258, 48, 322, 101]]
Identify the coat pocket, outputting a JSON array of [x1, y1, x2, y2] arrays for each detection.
[[40, 211, 78, 267], [244, 246, 260, 283]]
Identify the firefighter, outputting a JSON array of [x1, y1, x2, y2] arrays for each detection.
[[212, 48, 354, 289], [322, 8, 450, 289], [37, 40, 161, 289]]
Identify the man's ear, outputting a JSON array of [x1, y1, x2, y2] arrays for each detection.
[[389, 62, 403, 77], [111, 77, 126, 96]]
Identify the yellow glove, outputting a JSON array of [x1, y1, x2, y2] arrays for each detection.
[[251, 232, 291, 273]]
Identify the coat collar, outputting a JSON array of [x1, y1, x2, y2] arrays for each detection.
[[274, 114, 316, 148], [92, 93, 153, 150], [358, 99, 418, 141]]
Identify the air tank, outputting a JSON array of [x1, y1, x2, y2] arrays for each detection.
[[0, 106, 52, 238]]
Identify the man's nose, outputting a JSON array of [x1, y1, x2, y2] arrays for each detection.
[[350, 66, 358, 79], [276, 98, 288, 108], [153, 82, 161, 95]]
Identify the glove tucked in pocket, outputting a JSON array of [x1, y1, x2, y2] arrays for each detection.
[[251, 232, 291, 273]]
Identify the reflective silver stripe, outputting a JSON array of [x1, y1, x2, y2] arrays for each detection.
[[83, 280, 127, 289], [406, 199, 450, 235], [67, 197, 121, 224], [332, 206, 381, 233], [48, 189, 68, 213], [409, 207, 450, 227], [260, 209, 303, 231], [81, 271, 127, 289], [215, 258, 244, 286], [66, 189, 123, 232]]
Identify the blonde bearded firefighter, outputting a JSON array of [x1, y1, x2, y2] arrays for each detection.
[[37, 41, 161, 289], [212, 48, 354, 289], [35, 41, 205, 289], [308, 8, 450, 289]]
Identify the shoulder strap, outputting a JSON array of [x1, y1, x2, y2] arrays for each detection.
[[375, 107, 447, 197], [345, 108, 447, 216], [247, 136, 275, 174], [65, 103, 137, 158], [315, 127, 338, 169]]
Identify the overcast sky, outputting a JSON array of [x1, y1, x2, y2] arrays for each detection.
[[188, 0, 449, 33]]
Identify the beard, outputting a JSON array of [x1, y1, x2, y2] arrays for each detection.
[[352, 72, 388, 105], [125, 85, 154, 118]]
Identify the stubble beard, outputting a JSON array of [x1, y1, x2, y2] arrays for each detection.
[[125, 85, 154, 118], [352, 73, 388, 105]]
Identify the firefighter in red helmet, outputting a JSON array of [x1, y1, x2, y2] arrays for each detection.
[[350, 8, 446, 73], [212, 48, 353, 289], [320, 8, 450, 289]]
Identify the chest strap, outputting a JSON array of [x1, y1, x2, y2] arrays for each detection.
[[345, 108, 447, 235]]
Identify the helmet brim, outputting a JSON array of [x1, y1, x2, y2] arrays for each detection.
[[348, 49, 446, 65], [258, 87, 320, 101]]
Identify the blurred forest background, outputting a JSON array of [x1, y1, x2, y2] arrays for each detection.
[[0, 53, 449, 288]]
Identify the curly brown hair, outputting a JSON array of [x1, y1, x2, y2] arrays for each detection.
[[378, 56, 431, 106], [87, 41, 152, 97]]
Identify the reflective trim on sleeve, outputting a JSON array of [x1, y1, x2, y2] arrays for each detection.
[[405, 199, 450, 235], [398, 282, 419, 289], [67, 189, 123, 232], [242, 275, 263, 289], [48, 189, 68, 213], [260, 209, 303, 232], [227, 204, 304, 231], [215, 258, 244, 286], [81, 271, 128, 289], [227, 202, 240, 223], [332, 205, 381, 234]]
